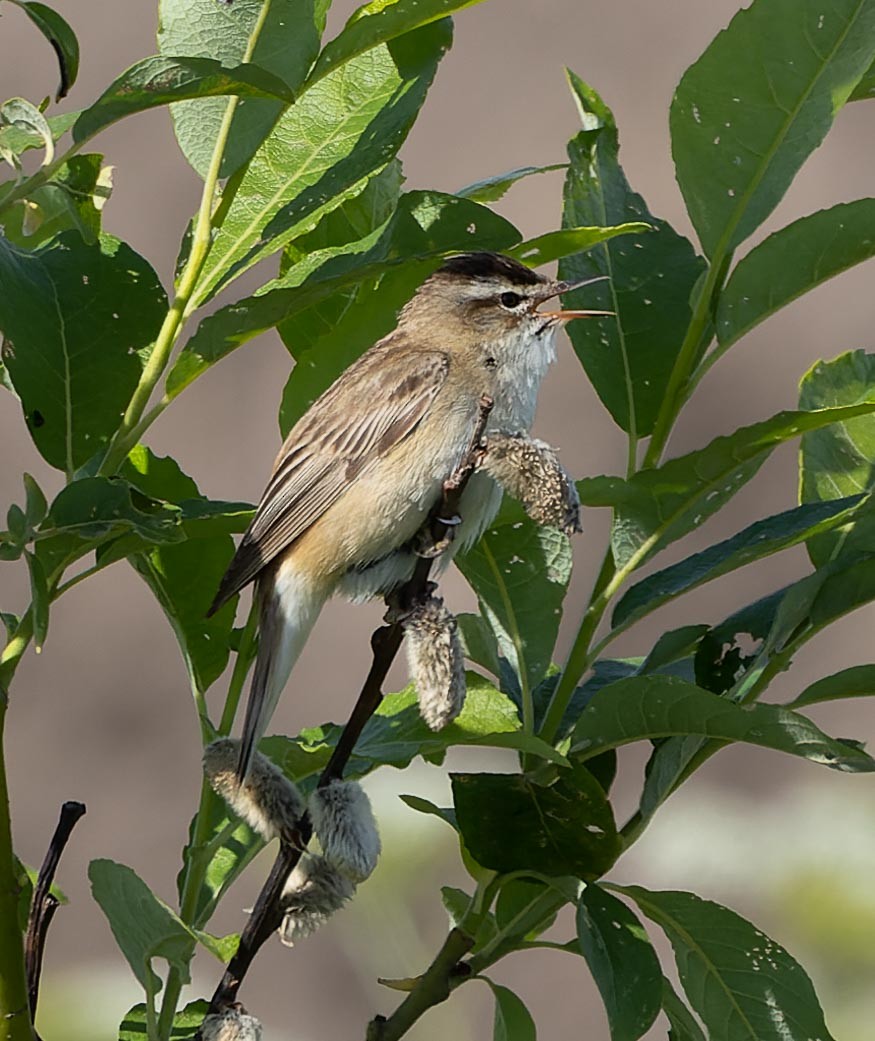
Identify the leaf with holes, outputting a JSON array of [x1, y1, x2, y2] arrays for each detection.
[[0, 233, 167, 473]]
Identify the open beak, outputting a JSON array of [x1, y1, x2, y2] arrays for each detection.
[[535, 274, 613, 323]]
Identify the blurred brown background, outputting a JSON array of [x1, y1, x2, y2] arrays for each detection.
[[2, 1, 875, 1037]]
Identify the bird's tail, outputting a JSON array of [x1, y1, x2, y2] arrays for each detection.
[[236, 565, 325, 782]]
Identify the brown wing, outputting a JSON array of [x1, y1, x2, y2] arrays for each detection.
[[208, 345, 449, 615]]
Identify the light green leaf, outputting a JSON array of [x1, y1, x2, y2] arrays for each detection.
[[0, 97, 53, 165], [451, 764, 620, 879], [483, 979, 537, 1041], [717, 202, 875, 351], [621, 886, 837, 1041], [192, 20, 452, 303], [612, 495, 863, 628], [561, 72, 705, 435], [157, 0, 327, 179], [577, 884, 662, 1041], [507, 223, 650, 268], [13, 1, 80, 100], [0, 233, 167, 474], [72, 56, 297, 145], [671, 0, 875, 258], [786, 663, 875, 709], [577, 402, 875, 569], [457, 501, 572, 701], [572, 674, 875, 773], [800, 350, 875, 565], [457, 164, 566, 204]]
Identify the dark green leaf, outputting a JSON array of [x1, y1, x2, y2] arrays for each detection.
[[399, 794, 457, 830], [717, 202, 875, 350], [14, 1, 80, 100], [484, 979, 537, 1041], [850, 56, 875, 99], [119, 1000, 209, 1041], [457, 164, 566, 204], [192, 20, 452, 303], [641, 626, 709, 674], [560, 73, 705, 435], [572, 674, 875, 773], [494, 877, 565, 942], [810, 553, 875, 629], [578, 402, 875, 569], [507, 223, 650, 268], [661, 978, 708, 1041], [787, 664, 875, 709], [72, 56, 297, 145], [157, 0, 327, 179], [800, 350, 875, 565], [621, 886, 837, 1041], [457, 501, 572, 699], [576, 884, 662, 1041], [310, 0, 484, 84], [89, 859, 196, 991], [457, 612, 501, 679], [612, 496, 863, 629], [451, 764, 620, 879], [24, 550, 48, 651], [441, 886, 498, 951], [0, 233, 167, 473], [670, 0, 875, 258]]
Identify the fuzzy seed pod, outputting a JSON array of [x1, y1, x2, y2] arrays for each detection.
[[403, 595, 466, 730], [309, 780, 381, 882], [203, 738, 305, 844], [481, 433, 581, 535], [278, 853, 355, 946], [199, 1004, 262, 1041]]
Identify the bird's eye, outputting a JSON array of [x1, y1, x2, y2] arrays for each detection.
[[500, 291, 523, 309]]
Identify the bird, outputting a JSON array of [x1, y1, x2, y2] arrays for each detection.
[[207, 251, 607, 780]]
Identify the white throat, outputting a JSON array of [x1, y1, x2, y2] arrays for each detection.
[[489, 324, 559, 434]]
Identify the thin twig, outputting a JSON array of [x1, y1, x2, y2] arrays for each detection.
[[204, 396, 494, 1017], [25, 801, 86, 1016]]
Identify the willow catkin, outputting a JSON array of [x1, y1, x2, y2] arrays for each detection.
[[403, 595, 466, 730]]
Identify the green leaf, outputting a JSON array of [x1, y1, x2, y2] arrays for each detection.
[[786, 664, 875, 709], [89, 859, 196, 992], [457, 164, 566, 204], [119, 1000, 209, 1041], [578, 402, 875, 569], [192, 20, 452, 303], [457, 501, 572, 700], [72, 56, 297, 145], [507, 223, 651, 269], [174, 188, 519, 407], [670, 0, 875, 258], [661, 978, 708, 1041], [850, 56, 875, 99], [451, 763, 620, 879], [157, 0, 327, 180], [310, 0, 484, 84], [572, 674, 875, 773], [457, 612, 501, 678], [576, 884, 662, 1041], [560, 73, 705, 435], [263, 673, 567, 785], [641, 626, 709, 674], [0, 111, 77, 166], [716, 202, 875, 351], [399, 794, 457, 830], [24, 549, 48, 652], [494, 878, 562, 939], [13, 1, 80, 100], [800, 350, 875, 565], [22, 473, 46, 527], [483, 979, 537, 1041], [122, 451, 238, 693], [621, 886, 837, 1041], [0, 233, 167, 474], [441, 886, 498, 951], [612, 495, 864, 628], [0, 97, 54, 165]]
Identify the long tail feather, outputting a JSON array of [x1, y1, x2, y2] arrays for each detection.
[[236, 563, 324, 782]]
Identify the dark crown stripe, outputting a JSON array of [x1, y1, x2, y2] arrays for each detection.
[[438, 251, 542, 286]]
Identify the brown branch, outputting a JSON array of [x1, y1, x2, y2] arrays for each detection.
[[205, 395, 494, 1018], [25, 801, 86, 1017]]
